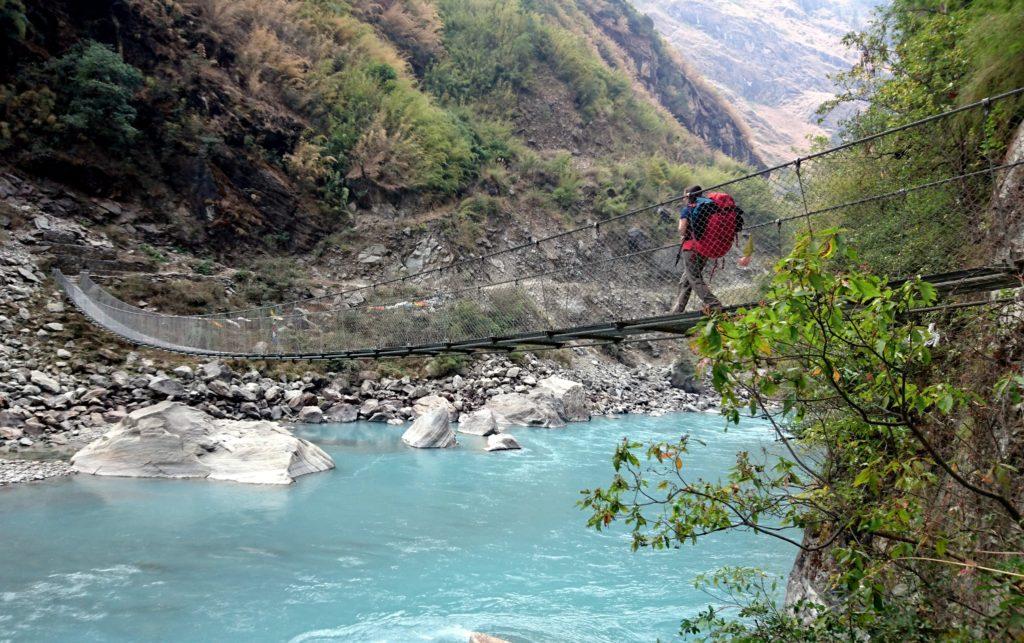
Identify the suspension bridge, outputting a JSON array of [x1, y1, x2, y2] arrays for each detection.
[[55, 90, 1024, 361]]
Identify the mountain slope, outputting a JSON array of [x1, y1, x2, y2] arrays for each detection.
[[634, 0, 879, 161], [0, 0, 760, 264]]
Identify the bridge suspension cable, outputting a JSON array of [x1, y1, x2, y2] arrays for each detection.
[[55, 89, 1024, 360]]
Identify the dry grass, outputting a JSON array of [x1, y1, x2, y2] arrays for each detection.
[[357, 0, 444, 69], [180, 0, 412, 96]]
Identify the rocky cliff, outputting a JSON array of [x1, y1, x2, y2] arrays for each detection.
[[578, 0, 763, 167], [634, 0, 879, 161]]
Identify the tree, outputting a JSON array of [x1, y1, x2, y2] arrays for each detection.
[[49, 41, 144, 147], [581, 230, 1024, 639]]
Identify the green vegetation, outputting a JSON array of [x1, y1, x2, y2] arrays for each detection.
[[1, 0, 751, 253], [582, 231, 1024, 639], [1, 40, 144, 152], [816, 0, 1024, 274], [425, 354, 466, 378], [194, 259, 215, 276], [425, 0, 682, 143], [235, 257, 311, 305], [108, 276, 232, 315], [0, 0, 27, 41], [49, 42, 144, 146], [138, 244, 168, 264]]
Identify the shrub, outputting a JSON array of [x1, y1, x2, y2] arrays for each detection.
[[1, 0, 27, 41], [425, 354, 466, 378], [47, 41, 144, 147], [236, 257, 310, 304]]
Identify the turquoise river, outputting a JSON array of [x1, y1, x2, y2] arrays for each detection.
[[0, 413, 795, 642]]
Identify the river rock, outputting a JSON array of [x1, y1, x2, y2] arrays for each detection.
[[148, 376, 184, 398], [324, 403, 358, 423], [29, 370, 61, 394], [71, 401, 334, 485], [668, 356, 702, 394], [359, 398, 380, 417], [201, 361, 230, 380], [412, 394, 455, 417], [401, 407, 456, 448], [457, 408, 499, 436], [485, 434, 521, 451], [207, 379, 231, 398], [536, 376, 590, 421], [485, 392, 566, 428], [297, 406, 323, 424]]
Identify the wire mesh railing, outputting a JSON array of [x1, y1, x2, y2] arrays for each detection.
[[56, 88, 1024, 359]]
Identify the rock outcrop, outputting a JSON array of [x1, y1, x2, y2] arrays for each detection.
[[486, 391, 566, 428], [401, 407, 457, 448], [536, 376, 590, 421], [991, 120, 1024, 264], [71, 401, 334, 485]]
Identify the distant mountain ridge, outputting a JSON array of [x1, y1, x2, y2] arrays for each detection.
[[634, 0, 880, 162]]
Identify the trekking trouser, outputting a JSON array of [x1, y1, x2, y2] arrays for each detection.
[[670, 250, 722, 314]]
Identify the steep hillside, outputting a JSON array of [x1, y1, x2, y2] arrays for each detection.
[[634, 0, 878, 161], [0, 0, 759, 278]]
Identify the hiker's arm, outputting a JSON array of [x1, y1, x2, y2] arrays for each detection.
[[678, 217, 688, 240]]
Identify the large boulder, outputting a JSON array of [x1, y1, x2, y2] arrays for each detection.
[[485, 434, 521, 452], [457, 408, 499, 436], [297, 406, 323, 424], [324, 403, 358, 423], [412, 394, 455, 417], [148, 376, 184, 398], [485, 392, 566, 428], [71, 401, 334, 485], [536, 376, 590, 421], [401, 407, 457, 448], [668, 356, 702, 394]]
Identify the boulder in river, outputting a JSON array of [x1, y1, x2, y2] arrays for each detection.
[[536, 376, 590, 421], [485, 391, 566, 428], [468, 633, 511, 643], [485, 434, 521, 451], [456, 408, 499, 436], [401, 407, 457, 448], [71, 401, 334, 485]]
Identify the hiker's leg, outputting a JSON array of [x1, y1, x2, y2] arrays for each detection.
[[670, 266, 693, 314], [686, 253, 722, 311]]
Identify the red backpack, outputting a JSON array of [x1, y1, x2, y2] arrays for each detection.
[[683, 192, 743, 259]]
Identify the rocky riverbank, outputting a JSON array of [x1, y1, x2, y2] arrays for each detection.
[[1, 180, 720, 487], [0, 458, 73, 486]]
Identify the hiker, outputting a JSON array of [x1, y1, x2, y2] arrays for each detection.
[[669, 185, 743, 314]]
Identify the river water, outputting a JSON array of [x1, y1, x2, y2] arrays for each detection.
[[0, 413, 795, 642]]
